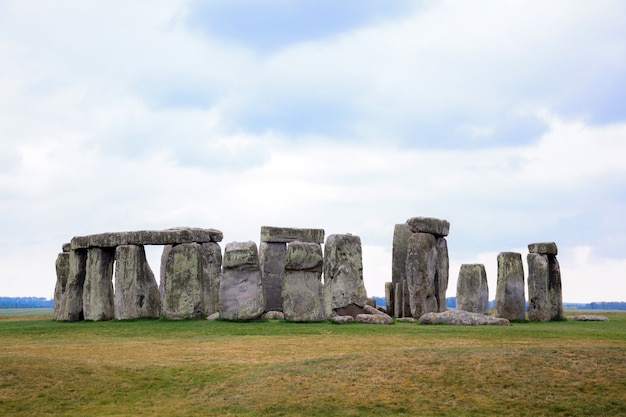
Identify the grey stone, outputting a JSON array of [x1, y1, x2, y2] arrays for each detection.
[[366, 297, 377, 308], [527, 253, 551, 322], [71, 227, 223, 250], [391, 223, 411, 287], [323, 234, 368, 318], [114, 245, 161, 319], [456, 264, 489, 314], [62, 243, 71, 252], [435, 237, 449, 311], [262, 311, 285, 320], [549, 256, 563, 320], [394, 282, 403, 318], [363, 304, 390, 317], [419, 309, 510, 325], [405, 232, 439, 318], [53, 252, 70, 321], [356, 314, 393, 324], [406, 217, 450, 237], [207, 312, 220, 320], [330, 315, 355, 323], [260, 226, 325, 244], [259, 242, 287, 312], [494, 252, 526, 321], [333, 304, 366, 318], [396, 317, 416, 323], [219, 241, 265, 320], [528, 242, 558, 256], [60, 250, 87, 321], [385, 282, 395, 318], [200, 242, 222, 315], [566, 315, 609, 321], [83, 248, 115, 321], [161, 243, 205, 319], [282, 242, 324, 322]]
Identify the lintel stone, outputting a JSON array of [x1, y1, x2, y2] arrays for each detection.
[[70, 227, 223, 250], [260, 226, 325, 244], [406, 217, 450, 237], [528, 242, 558, 256]]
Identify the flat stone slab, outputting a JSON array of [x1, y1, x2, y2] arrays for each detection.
[[419, 309, 510, 325], [260, 226, 325, 243], [329, 315, 355, 324], [71, 227, 223, 249], [567, 314, 609, 321], [356, 313, 393, 324], [528, 242, 558, 255], [406, 217, 450, 237]]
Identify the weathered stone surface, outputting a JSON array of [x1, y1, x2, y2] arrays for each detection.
[[435, 237, 449, 311], [260, 226, 325, 244], [406, 217, 450, 237], [356, 313, 393, 324], [262, 311, 285, 320], [200, 242, 222, 315], [456, 264, 489, 314], [61, 250, 87, 321], [419, 309, 510, 325], [363, 304, 389, 317], [366, 297, 377, 308], [394, 282, 403, 318], [549, 256, 563, 320], [207, 312, 220, 320], [62, 243, 71, 252], [259, 242, 286, 312], [161, 243, 205, 319], [385, 282, 395, 318], [114, 245, 161, 319], [527, 253, 551, 322], [567, 315, 609, 321], [71, 227, 223, 250], [334, 304, 366, 318], [494, 252, 526, 321], [219, 241, 265, 320], [282, 242, 324, 322], [323, 234, 368, 318], [405, 232, 439, 318], [396, 317, 416, 323], [83, 248, 115, 321], [53, 252, 70, 321], [391, 223, 411, 287], [528, 242, 558, 256], [330, 315, 355, 324]]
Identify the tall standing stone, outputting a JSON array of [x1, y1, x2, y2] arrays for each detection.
[[435, 237, 449, 312], [527, 253, 551, 321], [114, 245, 161, 319], [405, 232, 439, 318], [323, 234, 368, 318], [494, 252, 526, 321], [53, 251, 70, 321], [394, 282, 403, 318], [391, 224, 411, 287], [200, 242, 222, 316], [456, 264, 489, 314], [282, 242, 324, 322], [528, 242, 563, 321], [161, 243, 205, 319], [259, 242, 287, 312], [61, 249, 87, 321], [83, 248, 115, 321], [549, 256, 563, 320], [219, 241, 265, 320], [385, 282, 395, 317]]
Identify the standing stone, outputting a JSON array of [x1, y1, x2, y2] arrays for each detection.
[[259, 242, 287, 312], [405, 233, 439, 318], [494, 252, 526, 321], [161, 243, 205, 319], [456, 264, 489, 314], [385, 282, 395, 318], [527, 253, 551, 322], [549, 256, 563, 320], [114, 245, 161, 319], [323, 234, 368, 318], [406, 217, 450, 237], [391, 224, 412, 287], [219, 241, 265, 320], [53, 252, 70, 321], [435, 237, 449, 312], [83, 248, 115, 321], [61, 249, 87, 321], [282, 242, 324, 322], [200, 242, 222, 316], [394, 282, 403, 318]]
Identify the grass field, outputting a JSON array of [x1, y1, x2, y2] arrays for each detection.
[[1, 310, 625, 417]]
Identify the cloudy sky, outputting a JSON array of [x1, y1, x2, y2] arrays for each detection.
[[1, 0, 625, 303]]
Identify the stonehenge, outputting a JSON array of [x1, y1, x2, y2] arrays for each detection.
[[52, 221, 566, 325]]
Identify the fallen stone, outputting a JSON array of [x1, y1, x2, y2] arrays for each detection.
[[282, 242, 325, 322], [161, 243, 205, 319], [406, 217, 450, 237], [494, 252, 526, 321], [219, 241, 265, 321], [114, 245, 161, 319], [527, 253, 551, 322], [262, 311, 285, 320], [356, 314, 393, 324], [71, 227, 223, 250], [207, 312, 220, 320], [396, 317, 416, 323], [528, 242, 558, 256], [83, 248, 115, 321], [334, 303, 366, 318], [366, 297, 377, 308], [53, 252, 70, 321], [363, 304, 389, 317], [323, 234, 368, 318], [567, 315, 609, 321], [456, 264, 489, 315], [419, 309, 510, 325], [260, 226, 325, 244], [330, 315, 355, 324]]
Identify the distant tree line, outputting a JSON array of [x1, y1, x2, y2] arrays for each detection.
[[0, 297, 54, 309]]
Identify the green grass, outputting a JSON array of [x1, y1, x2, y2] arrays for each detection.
[[1, 311, 625, 416]]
